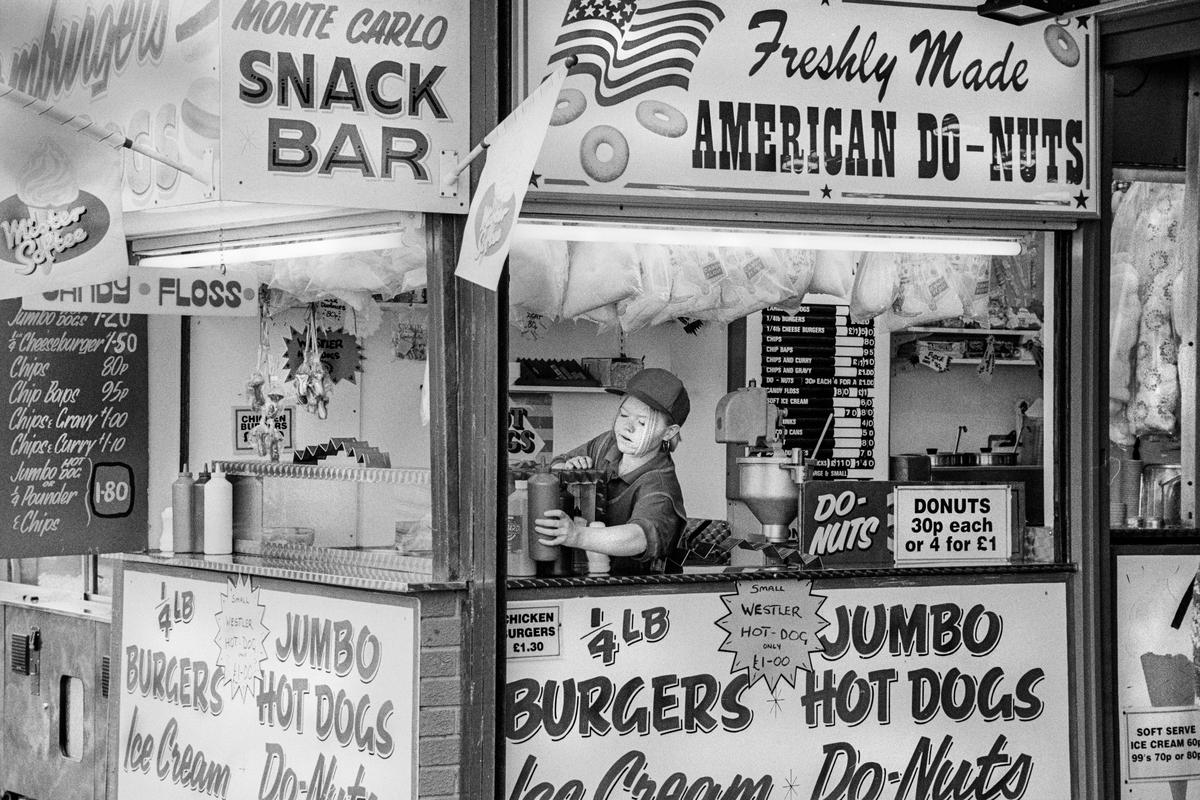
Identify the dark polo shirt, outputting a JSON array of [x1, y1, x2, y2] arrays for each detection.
[[554, 431, 687, 575]]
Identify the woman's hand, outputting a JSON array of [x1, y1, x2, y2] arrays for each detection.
[[552, 455, 593, 470], [534, 509, 586, 547]]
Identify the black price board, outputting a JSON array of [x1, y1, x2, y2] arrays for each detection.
[[1, 299, 148, 557], [761, 305, 886, 480]]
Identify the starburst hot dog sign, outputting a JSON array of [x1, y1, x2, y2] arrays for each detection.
[[716, 579, 829, 691]]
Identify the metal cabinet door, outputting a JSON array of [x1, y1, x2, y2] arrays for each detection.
[[1, 607, 96, 800]]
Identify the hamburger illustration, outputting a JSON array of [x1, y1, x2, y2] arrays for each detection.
[[181, 76, 220, 159]]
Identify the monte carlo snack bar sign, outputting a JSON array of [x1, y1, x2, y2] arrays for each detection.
[[517, 0, 1097, 216], [0, 0, 471, 215]]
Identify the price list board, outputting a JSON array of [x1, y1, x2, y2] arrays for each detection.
[[1, 299, 148, 557], [760, 305, 888, 480]]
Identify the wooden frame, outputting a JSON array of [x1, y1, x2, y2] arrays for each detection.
[[1106, 537, 1200, 798]]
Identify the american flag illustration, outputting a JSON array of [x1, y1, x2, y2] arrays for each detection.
[[548, 0, 725, 107]]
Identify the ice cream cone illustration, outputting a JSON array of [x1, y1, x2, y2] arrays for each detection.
[[17, 140, 80, 227], [1141, 652, 1196, 800]]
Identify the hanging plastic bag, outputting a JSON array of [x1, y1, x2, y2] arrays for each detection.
[[717, 247, 790, 322], [809, 250, 859, 299], [946, 253, 991, 326], [848, 251, 900, 322], [561, 242, 643, 319], [508, 236, 569, 319], [618, 244, 673, 333], [772, 248, 816, 310], [652, 245, 725, 324], [883, 254, 964, 332]]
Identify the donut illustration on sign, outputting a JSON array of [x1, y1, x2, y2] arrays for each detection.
[[551, 88, 587, 126], [579, 125, 629, 183], [636, 100, 688, 138], [1043, 24, 1080, 67]]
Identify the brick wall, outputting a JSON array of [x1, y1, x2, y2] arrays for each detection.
[[417, 589, 466, 800]]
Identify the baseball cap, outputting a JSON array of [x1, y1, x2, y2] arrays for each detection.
[[607, 368, 690, 426]]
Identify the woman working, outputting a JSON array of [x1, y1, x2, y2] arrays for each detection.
[[534, 368, 690, 575]]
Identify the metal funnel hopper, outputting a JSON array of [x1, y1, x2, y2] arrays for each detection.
[[736, 456, 800, 543]]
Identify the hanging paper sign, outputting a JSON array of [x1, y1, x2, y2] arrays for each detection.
[[22, 266, 258, 316], [0, 112, 127, 298], [919, 349, 951, 372], [285, 327, 363, 385]]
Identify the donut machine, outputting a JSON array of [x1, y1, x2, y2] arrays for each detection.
[[716, 386, 809, 561]]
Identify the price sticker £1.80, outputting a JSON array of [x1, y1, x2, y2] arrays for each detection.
[[90, 463, 135, 518]]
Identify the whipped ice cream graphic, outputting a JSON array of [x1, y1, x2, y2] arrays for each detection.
[[1, 140, 91, 275], [18, 141, 79, 212]]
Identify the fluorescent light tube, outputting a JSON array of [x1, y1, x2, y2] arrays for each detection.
[[136, 230, 406, 269], [513, 221, 1022, 257]]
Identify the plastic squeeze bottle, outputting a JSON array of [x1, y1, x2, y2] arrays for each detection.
[[190, 467, 210, 553], [507, 480, 537, 577], [171, 466, 194, 554], [527, 462, 562, 562], [203, 465, 233, 555]]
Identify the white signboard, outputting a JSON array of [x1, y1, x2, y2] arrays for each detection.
[[894, 484, 1013, 566], [517, 0, 1097, 216], [234, 406, 293, 452], [220, 0, 471, 214], [23, 266, 258, 315], [1116, 553, 1200, 798], [506, 604, 561, 659], [116, 565, 418, 800], [506, 581, 1071, 800], [0, 1, 218, 211], [1124, 707, 1200, 783]]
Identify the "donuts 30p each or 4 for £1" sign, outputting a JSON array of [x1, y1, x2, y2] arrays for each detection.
[[516, 0, 1097, 217], [893, 484, 1014, 566]]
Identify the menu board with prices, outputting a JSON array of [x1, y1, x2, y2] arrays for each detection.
[[761, 305, 887, 480], [1, 299, 148, 557]]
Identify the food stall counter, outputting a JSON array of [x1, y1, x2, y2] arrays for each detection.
[[118, 544, 466, 594]]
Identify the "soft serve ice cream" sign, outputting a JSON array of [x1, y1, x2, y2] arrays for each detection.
[[0, 115, 127, 297], [0, 141, 111, 274]]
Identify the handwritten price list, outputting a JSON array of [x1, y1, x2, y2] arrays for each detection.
[[1, 299, 148, 557], [761, 305, 882, 479]]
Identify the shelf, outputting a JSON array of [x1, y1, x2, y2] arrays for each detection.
[[212, 460, 431, 485], [510, 384, 610, 394], [902, 327, 1040, 335], [948, 358, 1038, 366]]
